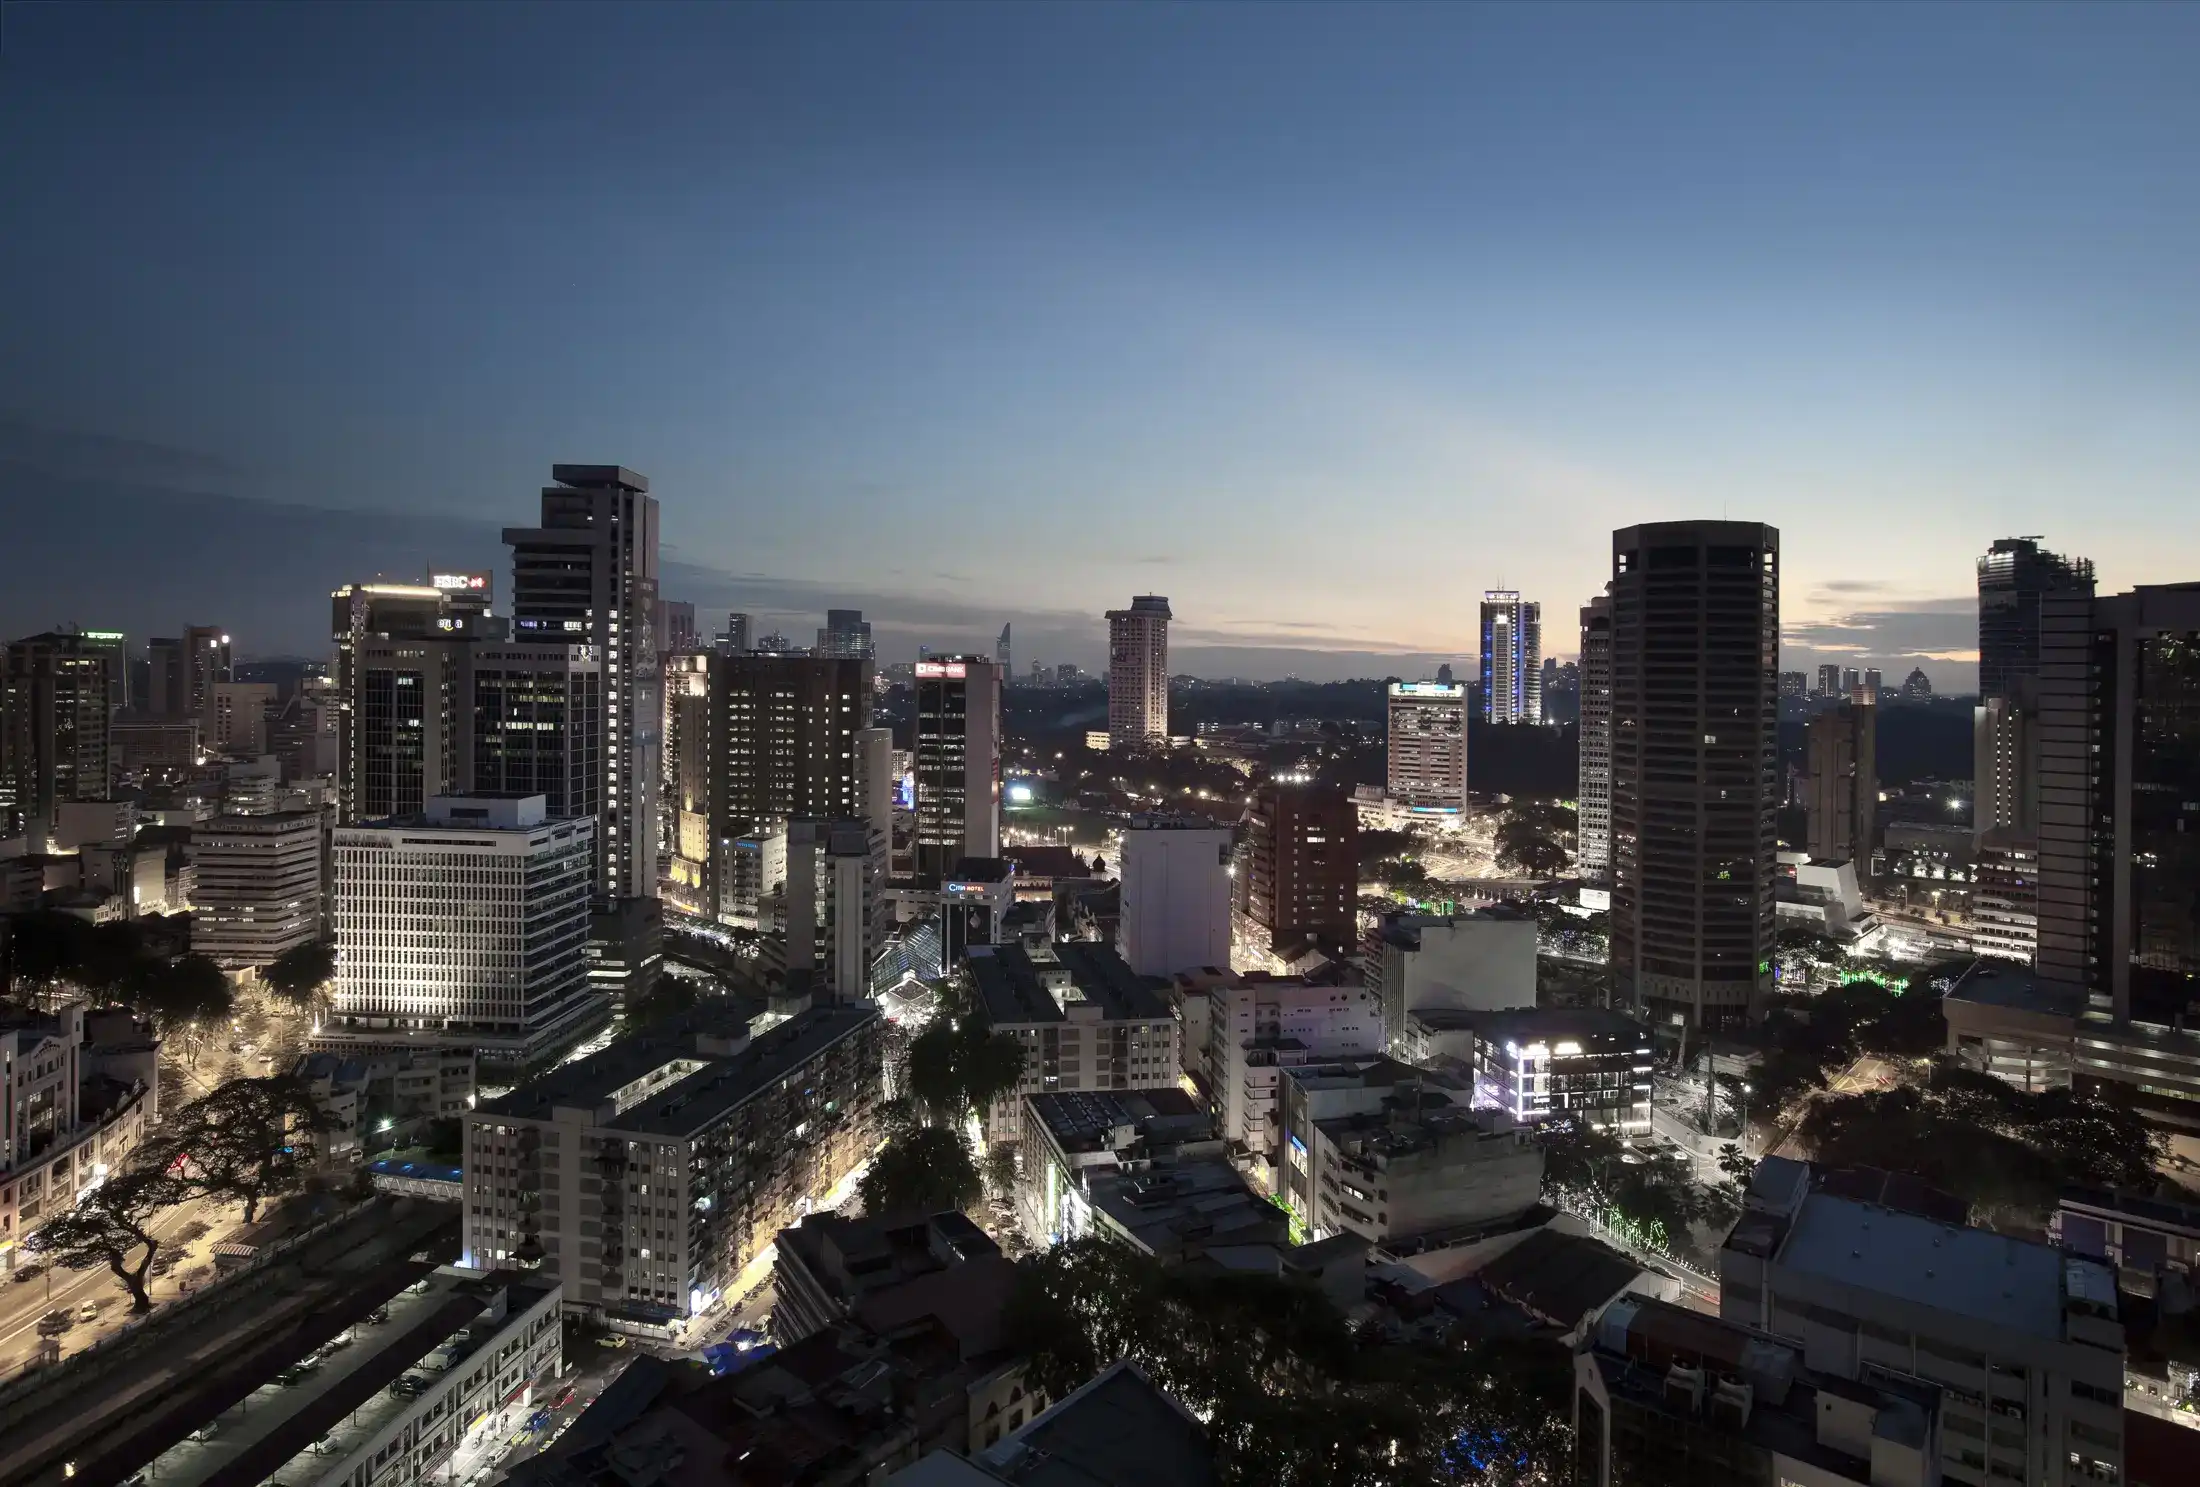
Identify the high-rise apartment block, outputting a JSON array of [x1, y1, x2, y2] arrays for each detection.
[[1385, 681, 1467, 813], [191, 810, 324, 969], [1479, 591, 1542, 724], [966, 941, 1179, 1144], [1815, 663, 1841, 699], [1106, 595, 1171, 750], [1609, 522, 1780, 1032], [504, 465, 660, 903], [1117, 815, 1234, 977], [1233, 779, 1358, 967], [1578, 594, 1614, 883], [182, 624, 232, 723], [705, 652, 872, 918], [1803, 701, 1877, 866], [464, 1000, 883, 1318], [719, 612, 752, 655], [783, 818, 883, 1001], [1777, 670, 1807, 700], [325, 794, 597, 1066], [913, 655, 1001, 878], [1, 631, 115, 848], [1975, 694, 2037, 835]]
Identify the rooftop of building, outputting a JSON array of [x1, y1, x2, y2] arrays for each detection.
[[1472, 1227, 1650, 1331], [1758, 1189, 2085, 1341], [1415, 1005, 1651, 1047], [1283, 1053, 1468, 1096], [476, 999, 875, 1138], [779, 1209, 1000, 1301], [1943, 959, 2087, 1018], [948, 856, 1014, 884], [1085, 1159, 1289, 1259], [966, 941, 1172, 1027], [974, 1359, 1214, 1487], [1315, 1102, 1517, 1161], [1027, 1087, 1211, 1155], [1000, 845, 1091, 878], [1585, 1292, 1937, 1486]]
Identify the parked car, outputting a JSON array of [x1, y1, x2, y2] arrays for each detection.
[[12, 1264, 44, 1284], [77, 1301, 100, 1322]]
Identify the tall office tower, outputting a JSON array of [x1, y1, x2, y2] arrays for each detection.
[[720, 612, 753, 655], [1839, 667, 1861, 696], [1232, 779, 1358, 968], [326, 794, 597, 1065], [183, 624, 232, 723], [784, 818, 881, 1000], [504, 465, 661, 902], [1106, 595, 1172, 749], [1777, 670, 1807, 700], [853, 725, 896, 950], [1814, 663, 1840, 699], [146, 636, 184, 719], [72, 629, 128, 717], [659, 651, 711, 917], [343, 635, 472, 822], [1577, 594, 1615, 884], [331, 580, 458, 820], [997, 624, 1012, 687], [427, 569, 495, 624], [1385, 681, 1468, 812], [207, 681, 276, 757], [1974, 694, 2037, 834], [1979, 536, 2095, 702], [1, 632, 115, 847], [1118, 815, 1233, 977], [913, 655, 1002, 877], [1479, 591, 1543, 724], [470, 640, 604, 823], [709, 651, 872, 827], [1861, 666, 1883, 700], [816, 608, 874, 660], [191, 811, 323, 969], [1803, 701, 1877, 865], [2038, 584, 2200, 1027], [655, 599, 696, 656], [1609, 522, 1780, 1032]]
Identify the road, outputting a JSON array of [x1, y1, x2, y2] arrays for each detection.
[[0, 1193, 238, 1376], [1768, 1055, 1896, 1160]]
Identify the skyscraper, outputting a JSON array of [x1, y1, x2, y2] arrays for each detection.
[[1385, 681, 1467, 813], [997, 623, 1011, 687], [1777, 670, 1807, 700], [331, 580, 452, 821], [182, 624, 232, 724], [1, 631, 115, 848], [1577, 593, 1614, 884], [1979, 537, 2095, 702], [708, 652, 873, 828], [1804, 701, 1877, 866], [1106, 595, 1171, 749], [1479, 591, 1542, 724], [817, 609, 874, 660], [1814, 663, 1841, 699], [1609, 522, 1780, 1033], [1974, 694, 2037, 835], [913, 655, 1001, 877], [720, 612, 752, 654], [504, 465, 660, 902], [1233, 779, 1358, 968]]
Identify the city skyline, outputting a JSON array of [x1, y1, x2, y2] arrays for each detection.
[[6, 7, 2199, 685]]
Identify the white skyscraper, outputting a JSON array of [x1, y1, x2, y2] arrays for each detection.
[[1577, 593, 1613, 884], [1118, 815, 1234, 977], [1385, 681, 1468, 813], [324, 794, 596, 1065], [1106, 595, 1172, 749], [1480, 591, 1543, 724]]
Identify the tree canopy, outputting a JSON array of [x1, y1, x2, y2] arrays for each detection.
[[904, 1003, 1026, 1124], [29, 1168, 187, 1312], [857, 1124, 981, 1218], [1005, 1238, 1571, 1487], [156, 1074, 338, 1222], [264, 939, 338, 1014]]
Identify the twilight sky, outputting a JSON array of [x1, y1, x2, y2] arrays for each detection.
[[3, 3, 2198, 685]]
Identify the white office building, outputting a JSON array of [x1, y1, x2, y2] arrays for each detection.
[[324, 793, 596, 1066], [1370, 909, 1538, 1058], [192, 809, 325, 969], [1105, 595, 1172, 750], [1117, 815, 1233, 977], [1385, 682, 1468, 814]]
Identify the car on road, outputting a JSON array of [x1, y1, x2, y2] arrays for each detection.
[[189, 1423, 219, 1443], [552, 1385, 575, 1408], [77, 1301, 100, 1322], [12, 1264, 43, 1284], [36, 1310, 73, 1337]]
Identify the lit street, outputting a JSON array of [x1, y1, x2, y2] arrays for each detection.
[[0, 1193, 236, 1377]]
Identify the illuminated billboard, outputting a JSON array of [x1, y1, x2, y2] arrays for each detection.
[[914, 662, 967, 679], [1389, 681, 1465, 698]]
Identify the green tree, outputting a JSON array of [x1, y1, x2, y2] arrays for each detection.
[[857, 1125, 982, 1217], [29, 1168, 186, 1312], [160, 1074, 338, 1222], [135, 954, 234, 1061], [264, 939, 339, 1021], [1494, 819, 1567, 878], [904, 1006, 1027, 1125]]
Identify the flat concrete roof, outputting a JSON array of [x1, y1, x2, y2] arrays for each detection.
[[1780, 1193, 2069, 1341]]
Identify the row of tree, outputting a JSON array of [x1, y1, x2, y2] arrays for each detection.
[[1005, 1238, 1571, 1486], [856, 994, 1026, 1219], [29, 1073, 336, 1311]]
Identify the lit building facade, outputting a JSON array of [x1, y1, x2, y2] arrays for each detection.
[[326, 793, 597, 1066], [1385, 681, 1467, 813], [1233, 779, 1358, 967], [913, 655, 1001, 878], [192, 810, 324, 969], [1117, 815, 1234, 978], [1105, 595, 1171, 750], [1, 631, 114, 848], [1578, 593, 1614, 883], [1479, 591, 1542, 725]]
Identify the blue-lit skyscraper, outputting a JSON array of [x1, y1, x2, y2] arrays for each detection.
[[1480, 591, 1542, 725]]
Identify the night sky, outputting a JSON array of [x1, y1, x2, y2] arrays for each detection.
[[4, 4, 2197, 683]]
